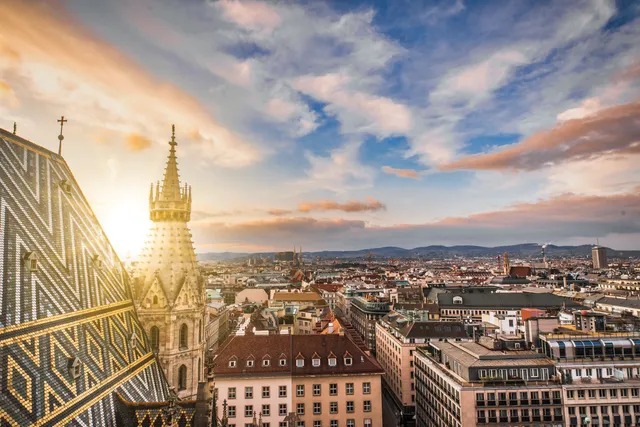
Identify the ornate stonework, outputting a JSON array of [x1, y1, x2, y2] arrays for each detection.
[[133, 127, 205, 399]]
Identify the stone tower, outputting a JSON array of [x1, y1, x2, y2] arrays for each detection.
[[133, 126, 205, 399]]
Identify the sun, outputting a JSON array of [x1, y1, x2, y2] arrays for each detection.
[[99, 199, 151, 261]]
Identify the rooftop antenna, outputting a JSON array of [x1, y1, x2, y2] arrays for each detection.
[[57, 116, 67, 155]]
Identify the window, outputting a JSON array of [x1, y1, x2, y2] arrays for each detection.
[[313, 402, 321, 415], [297, 385, 305, 397], [247, 360, 254, 367], [621, 388, 629, 397], [245, 405, 253, 417], [229, 360, 237, 368], [610, 389, 618, 398], [346, 420, 355, 427], [280, 358, 287, 366], [314, 422, 322, 427], [262, 405, 270, 416], [313, 358, 321, 367], [344, 357, 352, 366], [330, 384, 338, 396], [567, 390, 574, 399], [262, 359, 270, 367], [150, 326, 160, 352], [330, 402, 338, 414], [178, 365, 187, 391], [313, 384, 321, 396], [179, 324, 188, 349], [296, 422, 305, 427], [363, 382, 371, 394], [297, 403, 305, 415], [346, 401, 354, 413], [330, 421, 338, 427], [279, 404, 287, 416], [245, 387, 253, 399], [228, 406, 236, 418], [364, 400, 371, 412], [364, 420, 372, 427], [279, 386, 287, 397], [262, 386, 270, 398], [280, 424, 287, 427], [346, 383, 354, 395], [329, 357, 337, 367], [228, 387, 236, 399], [297, 359, 304, 368], [599, 389, 607, 398]]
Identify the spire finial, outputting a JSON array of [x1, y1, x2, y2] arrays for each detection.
[[170, 124, 176, 147], [13, 122, 16, 135], [57, 116, 68, 155]]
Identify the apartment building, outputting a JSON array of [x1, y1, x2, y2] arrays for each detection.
[[375, 312, 469, 421], [214, 334, 384, 427], [541, 332, 640, 426], [414, 338, 564, 427], [350, 296, 391, 354]]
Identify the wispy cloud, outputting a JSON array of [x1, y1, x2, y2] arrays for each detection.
[[381, 166, 420, 179], [298, 198, 386, 213], [441, 99, 640, 171], [0, 0, 260, 167], [126, 133, 153, 152]]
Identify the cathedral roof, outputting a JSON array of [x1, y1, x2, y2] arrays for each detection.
[[0, 128, 169, 426]]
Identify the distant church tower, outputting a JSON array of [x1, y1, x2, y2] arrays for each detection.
[[133, 126, 205, 399]]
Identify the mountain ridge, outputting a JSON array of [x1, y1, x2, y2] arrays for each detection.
[[197, 243, 640, 261]]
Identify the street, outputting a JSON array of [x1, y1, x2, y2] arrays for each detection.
[[382, 385, 399, 427]]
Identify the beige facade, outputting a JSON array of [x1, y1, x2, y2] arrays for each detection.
[[376, 323, 415, 408], [292, 375, 382, 427]]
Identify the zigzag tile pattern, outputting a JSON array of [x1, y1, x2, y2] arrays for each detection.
[[0, 129, 169, 426]]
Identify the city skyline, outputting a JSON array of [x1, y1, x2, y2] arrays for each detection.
[[1, 0, 640, 257]]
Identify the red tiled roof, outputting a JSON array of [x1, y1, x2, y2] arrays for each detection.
[[214, 334, 383, 377]]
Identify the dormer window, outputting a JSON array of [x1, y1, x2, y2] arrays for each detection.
[[67, 356, 82, 381], [263, 359, 270, 367], [59, 179, 72, 194], [297, 359, 304, 367], [92, 255, 103, 270], [279, 359, 287, 366], [247, 360, 254, 367], [312, 358, 320, 367], [229, 360, 237, 368], [328, 352, 337, 367], [23, 252, 38, 272], [344, 352, 353, 366]]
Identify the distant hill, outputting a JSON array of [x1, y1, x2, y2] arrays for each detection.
[[197, 243, 640, 262]]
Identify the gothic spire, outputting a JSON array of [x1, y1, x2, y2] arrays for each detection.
[[161, 125, 183, 201]]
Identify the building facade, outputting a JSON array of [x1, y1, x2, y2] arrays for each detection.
[[414, 339, 564, 427], [350, 297, 391, 354], [213, 334, 384, 427], [592, 246, 608, 269], [376, 312, 470, 421], [132, 127, 205, 398]]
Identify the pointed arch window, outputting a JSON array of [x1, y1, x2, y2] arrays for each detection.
[[180, 324, 188, 350], [153, 295, 158, 305], [150, 326, 160, 352], [178, 365, 187, 391]]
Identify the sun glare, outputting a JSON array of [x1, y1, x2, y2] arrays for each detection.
[[100, 201, 150, 261]]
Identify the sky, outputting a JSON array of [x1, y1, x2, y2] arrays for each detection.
[[1, 0, 639, 257]]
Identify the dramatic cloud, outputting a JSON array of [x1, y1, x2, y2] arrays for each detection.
[[298, 198, 386, 213], [125, 133, 152, 152], [193, 190, 640, 251], [381, 166, 420, 179], [0, 0, 260, 167], [215, 0, 282, 35], [294, 73, 412, 138], [441, 100, 640, 171]]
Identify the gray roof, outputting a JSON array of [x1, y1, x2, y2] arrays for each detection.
[[597, 297, 640, 310], [437, 292, 582, 309], [381, 314, 469, 339]]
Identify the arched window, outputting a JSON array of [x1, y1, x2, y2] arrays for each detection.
[[179, 324, 188, 349], [198, 358, 202, 381], [153, 295, 158, 305], [150, 326, 160, 352], [178, 365, 187, 391]]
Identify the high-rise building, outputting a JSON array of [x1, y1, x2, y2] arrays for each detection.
[[592, 245, 608, 269], [133, 126, 205, 399]]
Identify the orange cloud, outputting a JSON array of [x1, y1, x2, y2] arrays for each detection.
[[0, 0, 259, 167], [382, 165, 420, 179], [298, 198, 386, 213], [268, 209, 293, 216], [441, 99, 640, 171], [125, 133, 152, 151]]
